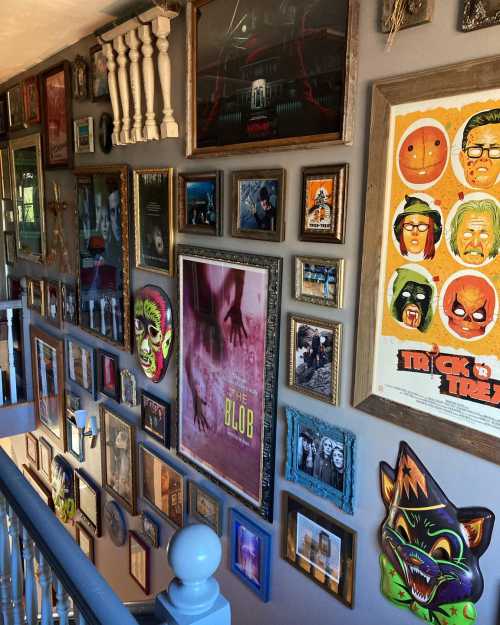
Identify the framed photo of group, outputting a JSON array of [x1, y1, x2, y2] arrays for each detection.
[[355, 55, 500, 466]]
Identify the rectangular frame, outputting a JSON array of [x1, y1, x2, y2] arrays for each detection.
[[66, 412, 84, 462], [76, 522, 95, 563], [140, 390, 170, 447], [141, 511, 160, 548], [74, 468, 102, 536], [22, 76, 41, 126], [65, 335, 97, 399], [294, 256, 344, 308], [44, 280, 62, 329], [27, 279, 45, 315], [0, 94, 8, 138], [120, 369, 137, 408], [41, 61, 73, 169], [462, 0, 500, 31], [25, 432, 39, 469], [129, 531, 150, 595], [188, 481, 223, 536], [23, 465, 54, 509], [178, 171, 223, 236], [62, 283, 78, 325], [89, 44, 110, 102], [7, 84, 24, 130], [4, 231, 16, 266], [74, 117, 94, 154], [98, 349, 120, 402], [38, 437, 53, 483]]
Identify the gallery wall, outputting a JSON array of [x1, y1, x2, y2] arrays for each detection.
[[3, 1, 500, 624]]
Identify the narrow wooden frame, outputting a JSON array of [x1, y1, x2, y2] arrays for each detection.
[[98, 350, 120, 402], [294, 256, 344, 308], [188, 481, 223, 536], [178, 171, 223, 236], [140, 390, 170, 447], [27, 278, 45, 315], [140, 511, 160, 548], [4, 231, 16, 266], [7, 84, 24, 130], [89, 44, 109, 102], [76, 522, 95, 563], [61, 283, 79, 326], [128, 531, 150, 595], [44, 280, 62, 329], [74, 468, 102, 536], [25, 432, 39, 469], [120, 369, 137, 408], [40, 61, 73, 169], [72, 55, 89, 100], [22, 76, 41, 126], [38, 437, 53, 483]]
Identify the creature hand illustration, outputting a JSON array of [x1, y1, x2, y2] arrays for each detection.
[[224, 305, 248, 346], [193, 390, 210, 432]]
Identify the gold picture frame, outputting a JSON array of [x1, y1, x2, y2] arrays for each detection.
[[27, 278, 45, 316], [294, 256, 344, 309]]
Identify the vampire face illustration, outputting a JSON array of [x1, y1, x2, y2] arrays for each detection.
[[390, 268, 434, 332], [459, 109, 500, 188], [443, 275, 496, 339], [379, 442, 494, 625], [134, 285, 174, 383], [399, 125, 448, 185]]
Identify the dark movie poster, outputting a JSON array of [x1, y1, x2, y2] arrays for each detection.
[[138, 172, 170, 272]]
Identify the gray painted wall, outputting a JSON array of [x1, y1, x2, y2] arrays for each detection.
[[4, 1, 500, 624]]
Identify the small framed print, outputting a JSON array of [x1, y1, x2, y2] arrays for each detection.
[[0, 94, 7, 138], [45, 280, 62, 328], [66, 411, 84, 462], [295, 256, 344, 308], [65, 392, 81, 411], [22, 76, 41, 126], [178, 171, 223, 236], [25, 432, 39, 469], [141, 511, 160, 548], [230, 509, 271, 602], [27, 278, 45, 316], [4, 231, 16, 266], [41, 61, 73, 169], [462, 0, 500, 31], [120, 370, 137, 408], [288, 313, 342, 405], [90, 45, 109, 102], [66, 336, 97, 399], [283, 492, 356, 607], [189, 481, 223, 536], [129, 531, 150, 595], [300, 165, 348, 244], [74, 469, 101, 536], [62, 283, 78, 325], [141, 391, 170, 447], [38, 437, 53, 483], [7, 84, 24, 130], [231, 169, 285, 242], [381, 0, 434, 33], [98, 351, 120, 401], [76, 522, 95, 563], [72, 56, 88, 100], [74, 117, 94, 154]]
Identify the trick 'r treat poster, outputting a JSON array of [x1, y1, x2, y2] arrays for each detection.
[[375, 88, 500, 438], [178, 255, 268, 507]]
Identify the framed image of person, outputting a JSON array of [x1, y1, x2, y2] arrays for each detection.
[[288, 314, 342, 405], [98, 350, 120, 402], [75, 165, 131, 351], [231, 169, 285, 242], [285, 406, 356, 514], [185, 0, 359, 157], [141, 391, 170, 448], [129, 531, 150, 595], [189, 481, 223, 536], [44, 280, 62, 329], [133, 168, 174, 277], [72, 55, 88, 101], [90, 45, 109, 102], [178, 171, 223, 236], [74, 469, 101, 536], [40, 61, 72, 169], [283, 492, 356, 607], [295, 256, 344, 308], [22, 76, 41, 126], [300, 164, 348, 244], [120, 369, 137, 408], [65, 336, 97, 399], [62, 282, 78, 325], [177, 245, 282, 522], [230, 508, 271, 602]]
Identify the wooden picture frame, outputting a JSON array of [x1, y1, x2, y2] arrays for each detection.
[[89, 45, 109, 102], [76, 522, 95, 563], [7, 84, 24, 130], [62, 283, 78, 326], [65, 335, 97, 399], [0, 94, 8, 139], [25, 432, 39, 469], [98, 350, 120, 402], [178, 171, 223, 236], [141, 511, 160, 548], [4, 231, 16, 266], [38, 437, 53, 483], [72, 55, 89, 100], [66, 411, 84, 462], [27, 279, 45, 315], [75, 469, 101, 536], [381, 0, 434, 33], [294, 256, 344, 308], [462, 0, 500, 31], [188, 481, 223, 536], [44, 280, 62, 329], [140, 391, 170, 447], [120, 369, 137, 408], [22, 76, 41, 126], [74, 117, 94, 154], [128, 531, 150, 595], [41, 61, 73, 169]]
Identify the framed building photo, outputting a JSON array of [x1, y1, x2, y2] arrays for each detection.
[[41, 61, 72, 169], [141, 391, 170, 447], [288, 313, 342, 405], [140, 445, 184, 529], [39, 438, 53, 483], [45, 280, 62, 328], [230, 509, 271, 602], [22, 76, 41, 126], [141, 512, 160, 548], [300, 164, 348, 243], [177, 245, 282, 522], [189, 481, 223, 536], [462, 0, 500, 31], [25, 432, 39, 469], [7, 84, 24, 130], [178, 171, 223, 236], [285, 406, 356, 514], [354, 55, 500, 465], [75, 165, 131, 351], [76, 522, 95, 563], [74, 117, 94, 154], [66, 336, 97, 399], [98, 350, 120, 401], [62, 283, 78, 325], [295, 256, 344, 308], [231, 169, 285, 242], [90, 45, 109, 102], [186, 0, 359, 157], [100, 405, 137, 515], [74, 469, 101, 536], [129, 531, 150, 595], [283, 492, 356, 607], [4, 231, 16, 266], [66, 411, 84, 462], [120, 370, 137, 408], [133, 168, 174, 277]]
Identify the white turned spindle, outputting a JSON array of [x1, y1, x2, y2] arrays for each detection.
[[7, 307, 17, 404], [102, 42, 122, 145], [8, 511, 23, 625], [55, 579, 71, 625], [113, 35, 132, 144], [22, 527, 38, 625], [138, 24, 159, 141], [125, 28, 145, 143], [0, 493, 13, 625], [152, 16, 179, 139], [36, 549, 54, 625]]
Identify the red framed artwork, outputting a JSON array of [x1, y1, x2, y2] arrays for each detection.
[[41, 61, 73, 169], [23, 76, 41, 126]]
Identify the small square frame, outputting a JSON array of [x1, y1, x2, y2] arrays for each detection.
[[25, 432, 39, 469], [98, 350, 120, 402], [189, 481, 223, 536], [294, 256, 344, 308]]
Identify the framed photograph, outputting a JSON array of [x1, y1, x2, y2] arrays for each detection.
[[7, 84, 24, 130], [230, 509, 271, 602], [283, 492, 356, 607], [133, 168, 174, 277], [462, 0, 500, 31], [66, 336, 97, 399], [65, 392, 81, 411], [178, 171, 223, 236], [45, 280, 62, 328], [295, 256, 344, 308], [288, 313, 342, 405], [38, 438, 53, 483], [141, 511, 160, 548], [22, 76, 41, 126], [23, 465, 54, 509], [66, 411, 84, 462], [76, 522, 95, 563], [90, 45, 109, 102], [285, 406, 356, 514], [140, 445, 184, 528], [0, 94, 7, 138], [30, 325, 65, 447], [186, 0, 359, 157], [72, 56, 88, 100], [98, 350, 120, 401], [100, 405, 137, 515], [231, 169, 285, 242], [62, 283, 78, 325], [129, 531, 150, 595], [300, 165, 348, 244], [189, 481, 223, 536], [75, 165, 131, 351], [4, 231, 16, 266], [354, 56, 500, 466], [74, 117, 94, 154], [141, 391, 170, 447], [177, 245, 282, 522], [25, 432, 39, 469], [27, 279, 45, 315], [74, 469, 101, 536], [120, 370, 137, 408], [41, 61, 72, 169]]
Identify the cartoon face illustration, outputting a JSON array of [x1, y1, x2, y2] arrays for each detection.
[[394, 196, 442, 260], [134, 285, 174, 383], [459, 109, 500, 188], [443, 275, 496, 339], [399, 125, 448, 185], [390, 268, 434, 332], [449, 199, 499, 265]]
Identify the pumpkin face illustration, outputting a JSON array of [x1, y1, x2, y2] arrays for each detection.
[[399, 126, 448, 185]]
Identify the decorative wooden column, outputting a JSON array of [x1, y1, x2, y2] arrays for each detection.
[[0, 493, 12, 625], [125, 28, 145, 143], [101, 43, 122, 145], [22, 527, 38, 625], [113, 35, 132, 144], [138, 23, 159, 141], [36, 549, 54, 625], [8, 511, 23, 625]]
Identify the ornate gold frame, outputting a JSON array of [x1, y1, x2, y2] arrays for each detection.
[[27, 278, 45, 316], [294, 256, 344, 309]]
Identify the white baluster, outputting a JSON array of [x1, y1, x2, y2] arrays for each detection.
[[6, 307, 16, 404], [55, 579, 70, 625], [22, 527, 38, 625], [8, 510, 23, 625], [152, 16, 179, 139], [102, 42, 122, 145], [36, 549, 54, 625], [138, 24, 159, 141], [0, 493, 13, 625], [113, 35, 132, 145], [125, 28, 145, 143]]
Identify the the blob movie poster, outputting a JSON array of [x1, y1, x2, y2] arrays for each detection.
[[375, 89, 500, 438]]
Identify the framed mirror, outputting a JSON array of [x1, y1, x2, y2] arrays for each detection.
[[9, 134, 45, 262]]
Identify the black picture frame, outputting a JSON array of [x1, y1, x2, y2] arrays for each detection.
[[90, 44, 110, 102], [74, 468, 102, 537], [62, 283, 79, 325], [178, 171, 223, 236], [65, 336, 97, 399], [98, 350, 120, 401], [141, 391, 170, 448]]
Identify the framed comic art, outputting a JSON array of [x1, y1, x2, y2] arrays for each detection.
[[178, 171, 223, 236], [7, 84, 24, 130], [462, 0, 500, 31], [294, 256, 344, 308], [22, 76, 41, 126], [75, 165, 131, 351], [177, 245, 282, 521], [41, 61, 72, 169], [355, 55, 500, 465], [44, 280, 62, 328], [141, 391, 170, 447], [186, 0, 359, 157], [98, 350, 120, 402], [66, 336, 97, 399]]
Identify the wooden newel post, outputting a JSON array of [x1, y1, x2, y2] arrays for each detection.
[[155, 524, 230, 625]]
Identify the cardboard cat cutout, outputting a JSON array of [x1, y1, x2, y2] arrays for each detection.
[[380, 442, 494, 625]]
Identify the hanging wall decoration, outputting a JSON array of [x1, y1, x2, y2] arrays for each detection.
[[462, 0, 500, 31], [380, 442, 495, 625], [381, 0, 434, 49], [22, 76, 41, 126], [41, 61, 73, 168], [72, 55, 89, 100], [51, 455, 76, 523]]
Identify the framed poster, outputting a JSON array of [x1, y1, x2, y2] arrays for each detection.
[[66, 336, 97, 399], [178, 171, 223, 236], [90, 45, 109, 102], [7, 84, 24, 130], [41, 61, 72, 168], [186, 0, 359, 157], [22, 76, 41, 126], [141, 391, 170, 447], [133, 168, 174, 276], [75, 165, 131, 351], [177, 245, 282, 521], [355, 55, 500, 465]]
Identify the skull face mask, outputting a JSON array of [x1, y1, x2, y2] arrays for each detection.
[[134, 285, 174, 382], [443, 275, 496, 340]]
